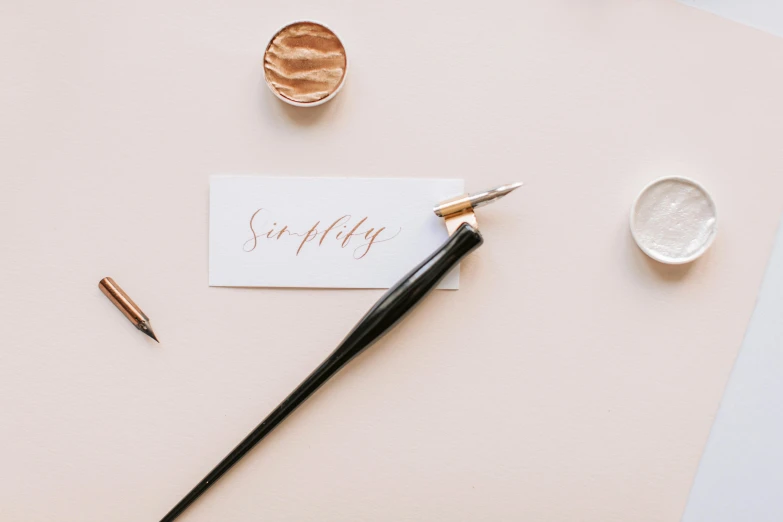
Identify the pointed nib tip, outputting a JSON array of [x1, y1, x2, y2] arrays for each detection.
[[500, 181, 523, 192], [140, 323, 159, 343]]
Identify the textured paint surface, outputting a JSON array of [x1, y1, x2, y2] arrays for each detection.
[[264, 22, 346, 104], [632, 178, 717, 263], [2, 2, 783, 522]]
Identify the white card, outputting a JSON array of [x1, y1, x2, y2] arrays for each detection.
[[209, 177, 464, 289]]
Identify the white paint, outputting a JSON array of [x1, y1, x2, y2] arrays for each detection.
[[630, 177, 717, 264], [682, 214, 783, 522]]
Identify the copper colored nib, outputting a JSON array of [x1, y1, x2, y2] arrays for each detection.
[[99, 277, 160, 343]]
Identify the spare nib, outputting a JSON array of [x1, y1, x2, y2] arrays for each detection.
[[99, 277, 160, 343], [139, 321, 159, 343]]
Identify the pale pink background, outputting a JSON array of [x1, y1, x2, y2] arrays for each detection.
[[2, 1, 783, 521]]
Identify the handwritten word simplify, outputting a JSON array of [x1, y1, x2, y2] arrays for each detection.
[[243, 209, 401, 259]]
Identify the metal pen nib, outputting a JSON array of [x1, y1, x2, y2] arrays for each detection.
[[433, 182, 522, 236], [99, 277, 160, 343], [433, 182, 523, 217]]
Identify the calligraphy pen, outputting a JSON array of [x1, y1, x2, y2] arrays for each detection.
[[160, 182, 522, 521]]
